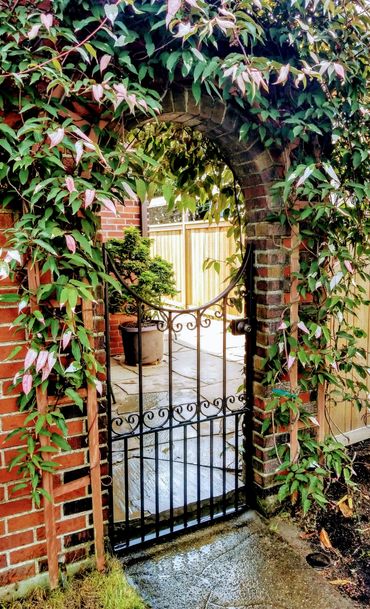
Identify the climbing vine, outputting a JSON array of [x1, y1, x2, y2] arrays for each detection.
[[0, 0, 368, 509]]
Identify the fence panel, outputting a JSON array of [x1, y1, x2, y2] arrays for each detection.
[[149, 221, 237, 310], [326, 269, 370, 444], [149, 224, 184, 304]]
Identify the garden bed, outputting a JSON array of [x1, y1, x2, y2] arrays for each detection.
[[296, 438, 370, 608]]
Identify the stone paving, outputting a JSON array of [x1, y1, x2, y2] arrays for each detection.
[[122, 512, 357, 609], [110, 318, 245, 523]]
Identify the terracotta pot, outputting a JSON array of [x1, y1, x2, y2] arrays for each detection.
[[119, 323, 163, 366]]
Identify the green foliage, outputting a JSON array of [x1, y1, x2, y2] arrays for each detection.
[[276, 436, 355, 514], [106, 226, 177, 313], [129, 122, 244, 225], [0, 0, 368, 506]]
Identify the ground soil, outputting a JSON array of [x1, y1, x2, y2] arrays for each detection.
[[295, 439, 370, 608]]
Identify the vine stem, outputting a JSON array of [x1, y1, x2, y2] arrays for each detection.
[[0, 0, 123, 79]]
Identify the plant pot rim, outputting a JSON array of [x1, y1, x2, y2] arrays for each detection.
[[119, 322, 160, 333]]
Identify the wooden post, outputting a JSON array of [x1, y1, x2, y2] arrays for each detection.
[[141, 199, 149, 237], [289, 225, 300, 462], [27, 262, 59, 589], [81, 298, 105, 572], [316, 382, 326, 442]]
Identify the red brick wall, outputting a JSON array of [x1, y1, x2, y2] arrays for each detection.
[[99, 200, 141, 242], [100, 200, 142, 357], [109, 313, 138, 357], [0, 209, 110, 594]]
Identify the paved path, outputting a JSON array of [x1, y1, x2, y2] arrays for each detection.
[[122, 512, 356, 609], [111, 323, 245, 524]]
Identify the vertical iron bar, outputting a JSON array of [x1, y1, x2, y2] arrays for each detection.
[[183, 423, 188, 527], [124, 436, 130, 548], [155, 430, 159, 538], [243, 245, 256, 508], [168, 312, 174, 532], [222, 296, 227, 515], [137, 299, 145, 542], [210, 418, 214, 520], [196, 310, 201, 523], [234, 413, 239, 510], [102, 244, 115, 545]]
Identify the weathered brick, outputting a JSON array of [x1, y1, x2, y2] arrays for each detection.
[[0, 563, 36, 587]]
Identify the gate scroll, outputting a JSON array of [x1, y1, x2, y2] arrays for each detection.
[[103, 244, 256, 553]]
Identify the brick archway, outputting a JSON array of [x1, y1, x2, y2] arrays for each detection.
[[126, 87, 290, 493], [0, 87, 291, 595]]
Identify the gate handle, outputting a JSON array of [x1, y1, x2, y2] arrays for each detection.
[[229, 318, 252, 336]]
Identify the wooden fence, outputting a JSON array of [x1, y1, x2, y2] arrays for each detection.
[[149, 220, 370, 446], [149, 219, 237, 308], [325, 269, 370, 445]]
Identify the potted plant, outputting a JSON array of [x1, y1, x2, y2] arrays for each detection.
[[106, 227, 177, 365]]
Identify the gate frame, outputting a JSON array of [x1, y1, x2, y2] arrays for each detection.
[[104, 243, 256, 551]]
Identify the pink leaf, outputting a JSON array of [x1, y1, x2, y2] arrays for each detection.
[[18, 298, 28, 313], [333, 63, 345, 80], [100, 54, 112, 73], [28, 23, 41, 40], [41, 13, 53, 31], [36, 350, 48, 373], [73, 126, 93, 144], [22, 373, 33, 395], [278, 321, 288, 331], [24, 348, 38, 371], [101, 198, 116, 214], [48, 127, 65, 149], [94, 378, 103, 395], [287, 354, 296, 370], [0, 265, 9, 280], [75, 141, 84, 164], [5, 249, 22, 264], [42, 366, 51, 382], [92, 84, 104, 103], [166, 0, 182, 27], [65, 176, 76, 193], [344, 260, 354, 274], [122, 182, 137, 200], [274, 64, 290, 85], [62, 331, 72, 350], [297, 321, 309, 334], [47, 351, 57, 371], [84, 189, 96, 208], [65, 234, 76, 254]]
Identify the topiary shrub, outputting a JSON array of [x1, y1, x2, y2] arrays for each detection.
[[106, 226, 177, 315]]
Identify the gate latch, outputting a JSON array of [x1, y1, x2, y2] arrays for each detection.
[[229, 318, 252, 336]]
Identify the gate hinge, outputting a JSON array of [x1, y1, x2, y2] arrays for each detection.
[[229, 318, 252, 336]]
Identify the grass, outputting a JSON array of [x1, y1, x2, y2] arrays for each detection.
[[0, 557, 146, 609]]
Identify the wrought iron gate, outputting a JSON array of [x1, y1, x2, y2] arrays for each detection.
[[104, 245, 255, 553]]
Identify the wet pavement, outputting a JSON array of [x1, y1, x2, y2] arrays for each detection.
[[123, 511, 356, 609], [111, 319, 246, 523]]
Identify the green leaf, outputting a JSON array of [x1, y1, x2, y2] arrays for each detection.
[[65, 388, 84, 410], [51, 433, 71, 452]]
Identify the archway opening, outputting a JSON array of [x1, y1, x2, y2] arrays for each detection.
[[104, 118, 256, 550]]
